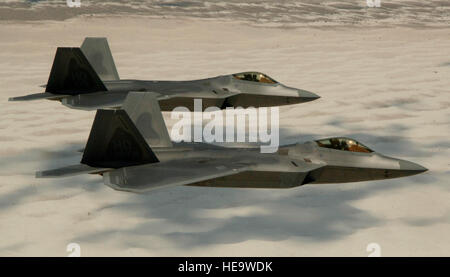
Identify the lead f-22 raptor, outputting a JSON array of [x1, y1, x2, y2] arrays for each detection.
[[9, 37, 319, 111], [36, 92, 427, 193]]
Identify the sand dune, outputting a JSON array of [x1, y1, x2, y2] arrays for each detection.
[[0, 16, 449, 256]]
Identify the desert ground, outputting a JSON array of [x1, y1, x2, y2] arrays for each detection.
[[0, 4, 449, 256]]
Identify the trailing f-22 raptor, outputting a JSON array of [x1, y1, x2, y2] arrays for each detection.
[[9, 37, 319, 111], [36, 92, 427, 193]]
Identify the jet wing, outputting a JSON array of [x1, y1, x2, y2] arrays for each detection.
[[103, 158, 253, 193]]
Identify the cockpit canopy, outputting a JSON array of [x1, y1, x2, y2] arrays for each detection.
[[233, 72, 278, 84], [315, 137, 373, 153]]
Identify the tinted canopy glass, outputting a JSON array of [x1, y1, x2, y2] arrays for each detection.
[[315, 137, 373, 153], [233, 72, 278, 84]]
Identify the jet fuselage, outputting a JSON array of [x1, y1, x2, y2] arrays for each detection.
[[122, 140, 427, 189], [60, 74, 320, 111]]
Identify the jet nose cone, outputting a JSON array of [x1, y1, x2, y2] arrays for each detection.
[[399, 160, 428, 173], [297, 89, 320, 102]]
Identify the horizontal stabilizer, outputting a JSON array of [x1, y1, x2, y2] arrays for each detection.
[[36, 164, 109, 178], [9, 92, 67, 102]]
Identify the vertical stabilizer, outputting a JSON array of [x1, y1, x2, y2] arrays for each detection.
[[81, 109, 159, 168], [123, 92, 173, 148], [81, 37, 120, 81], [45, 47, 107, 95]]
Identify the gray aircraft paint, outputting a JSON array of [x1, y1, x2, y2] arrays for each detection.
[[9, 37, 320, 111], [36, 92, 427, 193]]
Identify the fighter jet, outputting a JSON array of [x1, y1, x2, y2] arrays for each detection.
[[8, 37, 319, 111], [36, 92, 427, 193]]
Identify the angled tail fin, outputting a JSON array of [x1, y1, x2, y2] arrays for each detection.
[[123, 91, 173, 148], [81, 37, 120, 81], [81, 92, 171, 169], [81, 108, 159, 169], [45, 47, 107, 95], [36, 108, 159, 178], [36, 92, 167, 178]]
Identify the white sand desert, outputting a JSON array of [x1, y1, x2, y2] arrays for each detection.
[[0, 1, 449, 256]]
